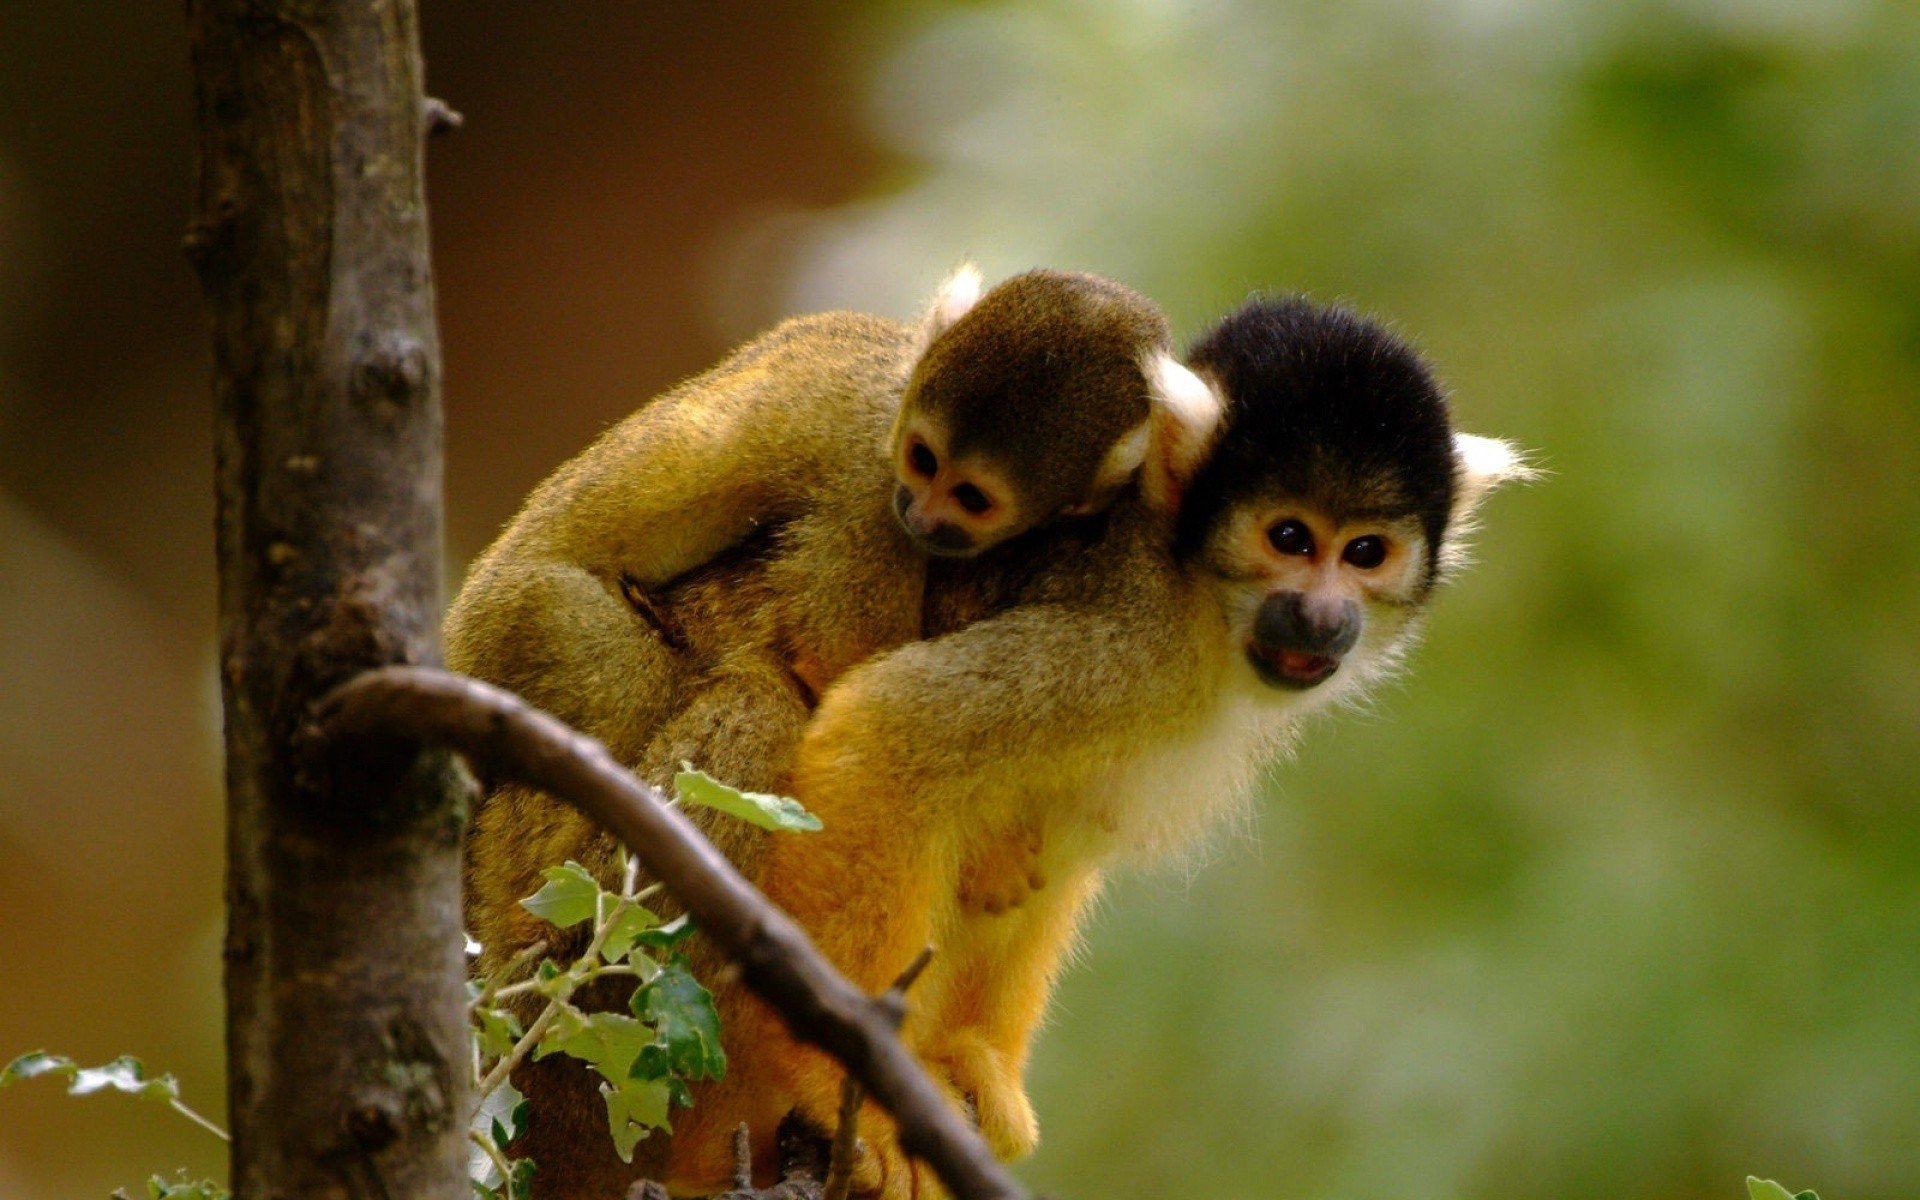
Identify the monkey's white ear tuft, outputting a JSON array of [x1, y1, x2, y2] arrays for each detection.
[[1095, 419, 1153, 487], [1141, 351, 1226, 513], [1451, 433, 1538, 521], [919, 262, 986, 343]]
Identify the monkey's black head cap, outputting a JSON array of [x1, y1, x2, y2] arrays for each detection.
[[1176, 297, 1457, 575]]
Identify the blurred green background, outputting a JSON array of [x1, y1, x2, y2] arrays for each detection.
[[2, 1, 1916, 1197]]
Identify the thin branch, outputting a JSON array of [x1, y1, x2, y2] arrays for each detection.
[[316, 666, 1027, 1200], [170, 1097, 233, 1144], [475, 994, 569, 1107], [824, 947, 935, 1200]]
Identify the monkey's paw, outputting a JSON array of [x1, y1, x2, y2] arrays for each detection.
[[957, 828, 1046, 916], [920, 1030, 1038, 1162], [839, 1101, 948, 1200]]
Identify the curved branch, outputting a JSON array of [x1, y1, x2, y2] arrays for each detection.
[[315, 666, 1028, 1200]]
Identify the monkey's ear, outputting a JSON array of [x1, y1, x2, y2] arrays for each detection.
[[1059, 419, 1154, 516], [1140, 351, 1226, 513], [1450, 433, 1537, 524], [912, 263, 986, 358]]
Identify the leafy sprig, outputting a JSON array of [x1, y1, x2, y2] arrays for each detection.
[[465, 769, 815, 1197]]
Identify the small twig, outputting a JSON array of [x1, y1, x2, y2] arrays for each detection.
[[824, 947, 937, 1200], [732, 1122, 753, 1191], [822, 1076, 864, 1200], [472, 939, 549, 1012], [170, 1097, 232, 1143], [422, 96, 464, 136], [488, 961, 645, 1004], [470, 1128, 514, 1193], [475, 995, 567, 1107], [318, 667, 1027, 1200]]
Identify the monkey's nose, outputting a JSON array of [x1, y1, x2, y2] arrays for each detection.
[[894, 485, 977, 555], [1253, 590, 1360, 659]]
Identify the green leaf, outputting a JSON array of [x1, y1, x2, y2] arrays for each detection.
[[599, 1078, 672, 1162], [1, 1050, 75, 1085], [70, 1055, 181, 1102], [633, 955, 726, 1081], [1794, 1194, 1821, 1200], [536, 1010, 656, 1086], [632, 914, 697, 951], [674, 767, 821, 832], [508, 1158, 537, 1199], [1747, 1180, 1801, 1200], [142, 1174, 228, 1200], [599, 899, 662, 963], [519, 862, 603, 928], [474, 1005, 524, 1060]]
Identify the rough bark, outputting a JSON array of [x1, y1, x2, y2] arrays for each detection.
[[187, 3, 471, 1198]]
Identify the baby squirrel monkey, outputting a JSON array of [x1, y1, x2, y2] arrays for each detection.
[[727, 298, 1531, 1200], [447, 267, 1187, 1197]]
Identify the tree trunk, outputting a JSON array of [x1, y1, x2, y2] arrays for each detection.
[[186, 3, 470, 1197]]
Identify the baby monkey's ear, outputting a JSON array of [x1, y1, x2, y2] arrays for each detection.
[[1450, 433, 1537, 527], [911, 262, 987, 359], [1139, 351, 1226, 514]]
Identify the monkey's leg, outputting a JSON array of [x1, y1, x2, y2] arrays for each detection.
[[446, 556, 693, 750], [733, 813, 950, 1200], [921, 868, 1104, 1163], [956, 822, 1045, 916]]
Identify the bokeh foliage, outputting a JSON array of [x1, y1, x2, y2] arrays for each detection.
[[765, 2, 1920, 1198]]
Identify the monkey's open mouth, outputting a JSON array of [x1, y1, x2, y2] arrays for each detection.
[[1247, 644, 1340, 690]]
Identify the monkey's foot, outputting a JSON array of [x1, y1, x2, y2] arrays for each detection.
[[956, 827, 1046, 916], [920, 1030, 1038, 1162], [836, 1098, 949, 1200]]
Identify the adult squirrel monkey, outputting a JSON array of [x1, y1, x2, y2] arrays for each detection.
[[447, 267, 1187, 1196], [719, 297, 1532, 1200]]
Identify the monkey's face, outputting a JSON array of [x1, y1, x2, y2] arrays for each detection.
[[889, 417, 1029, 557], [1203, 500, 1433, 698]]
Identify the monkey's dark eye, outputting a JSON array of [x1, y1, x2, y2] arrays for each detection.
[[907, 440, 938, 479], [1342, 536, 1387, 569], [952, 482, 993, 516], [1267, 519, 1314, 556]]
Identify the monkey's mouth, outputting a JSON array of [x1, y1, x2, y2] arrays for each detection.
[[1246, 644, 1340, 690]]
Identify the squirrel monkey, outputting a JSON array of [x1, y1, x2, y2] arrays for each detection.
[[447, 268, 1187, 1197], [707, 297, 1531, 1200]]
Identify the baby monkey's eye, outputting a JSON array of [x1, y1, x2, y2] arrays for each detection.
[[907, 439, 939, 479], [1342, 535, 1387, 569], [1267, 519, 1314, 557], [952, 482, 994, 516]]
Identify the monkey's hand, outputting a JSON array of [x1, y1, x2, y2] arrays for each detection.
[[957, 827, 1046, 916]]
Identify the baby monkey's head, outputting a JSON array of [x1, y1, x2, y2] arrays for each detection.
[[890, 267, 1191, 557], [1177, 297, 1530, 704]]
